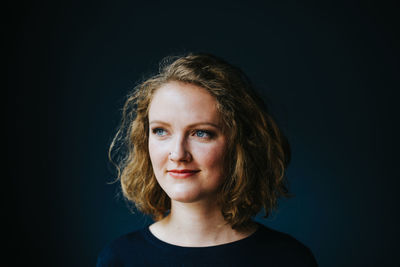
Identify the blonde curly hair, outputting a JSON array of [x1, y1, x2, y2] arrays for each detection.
[[109, 53, 291, 231]]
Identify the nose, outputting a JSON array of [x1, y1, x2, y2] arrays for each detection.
[[169, 134, 192, 162]]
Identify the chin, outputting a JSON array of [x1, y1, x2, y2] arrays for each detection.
[[166, 189, 205, 203], [169, 193, 201, 203]]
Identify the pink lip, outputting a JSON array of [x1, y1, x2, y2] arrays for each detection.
[[167, 169, 200, 179]]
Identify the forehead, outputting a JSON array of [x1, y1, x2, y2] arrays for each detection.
[[148, 81, 220, 125]]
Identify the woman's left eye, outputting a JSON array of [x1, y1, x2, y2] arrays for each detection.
[[194, 130, 212, 138]]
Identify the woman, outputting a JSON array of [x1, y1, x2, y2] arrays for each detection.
[[97, 53, 317, 266]]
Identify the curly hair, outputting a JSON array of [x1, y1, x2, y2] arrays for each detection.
[[109, 53, 291, 231]]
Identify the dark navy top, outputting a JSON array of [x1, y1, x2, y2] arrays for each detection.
[[97, 223, 318, 266]]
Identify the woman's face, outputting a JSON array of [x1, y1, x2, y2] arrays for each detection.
[[148, 81, 227, 204]]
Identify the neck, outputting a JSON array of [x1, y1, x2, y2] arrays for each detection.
[[149, 199, 257, 247], [168, 199, 228, 234]]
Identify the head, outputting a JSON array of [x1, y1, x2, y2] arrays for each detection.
[[110, 53, 290, 230]]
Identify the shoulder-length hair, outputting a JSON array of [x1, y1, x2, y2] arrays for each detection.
[[109, 53, 291, 231]]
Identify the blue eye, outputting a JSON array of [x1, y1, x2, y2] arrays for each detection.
[[195, 130, 211, 138], [153, 128, 167, 136]]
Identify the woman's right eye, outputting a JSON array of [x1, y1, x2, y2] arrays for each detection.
[[152, 128, 167, 136]]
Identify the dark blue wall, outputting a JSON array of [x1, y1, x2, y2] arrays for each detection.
[[7, 1, 399, 266]]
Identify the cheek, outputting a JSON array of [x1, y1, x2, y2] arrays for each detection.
[[148, 139, 168, 170], [196, 143, 227, 171]]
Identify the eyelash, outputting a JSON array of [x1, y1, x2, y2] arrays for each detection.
[[151, 128, 214, 139], [193, 130, 213, 139], [152, 128, 168, 136]]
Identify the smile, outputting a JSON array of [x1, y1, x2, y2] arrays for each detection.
[[167, 169, 200, 179]]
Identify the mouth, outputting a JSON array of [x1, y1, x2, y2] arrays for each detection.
[[167, 169, 200, 179]]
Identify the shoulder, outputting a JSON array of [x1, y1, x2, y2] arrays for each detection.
[[249, 224, 318, 266], [96, 228, 149, 267]]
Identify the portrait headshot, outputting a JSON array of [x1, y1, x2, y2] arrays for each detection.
[[97, 53, 316, 266], [7, 0, 398, 266]]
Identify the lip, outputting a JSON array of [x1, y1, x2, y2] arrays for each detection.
[[167, 169, 200, 179]]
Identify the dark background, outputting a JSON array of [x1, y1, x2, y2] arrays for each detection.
[[7, 0, 399, 266]]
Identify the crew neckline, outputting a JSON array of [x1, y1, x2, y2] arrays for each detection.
[[141, 223, 263, 251]]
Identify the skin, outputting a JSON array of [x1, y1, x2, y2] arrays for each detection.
[[148, 81, 257, 247]]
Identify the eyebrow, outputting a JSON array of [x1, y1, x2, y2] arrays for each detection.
[[149, 120, 221, 129]]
